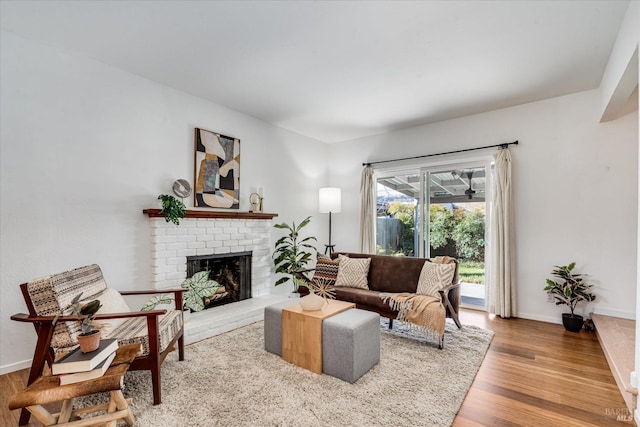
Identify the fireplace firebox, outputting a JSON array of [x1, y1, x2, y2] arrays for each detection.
[[185, 251, 252, 310]]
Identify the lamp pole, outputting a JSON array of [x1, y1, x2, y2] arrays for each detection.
[[325, 211, 335, 255], [319, 187, 340, 255]]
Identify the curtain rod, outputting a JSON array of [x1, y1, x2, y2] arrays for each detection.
[[362, 140, 518, 167]]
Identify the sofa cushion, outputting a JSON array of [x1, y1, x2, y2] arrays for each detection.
[[334, 253, 425, 293], [335, 255, 371, 289], [314, 255, 340, 286], [334, 287, 387, 309], [416, 261, 456, 297]]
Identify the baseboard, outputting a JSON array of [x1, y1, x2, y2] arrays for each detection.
[[518, 309, 636, 325], [593, 307, 636, 320], [0, 358, 32, 375], [517, 312, 562, 325]]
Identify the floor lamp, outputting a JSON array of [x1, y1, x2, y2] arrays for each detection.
[[319, 187, 341, 255]]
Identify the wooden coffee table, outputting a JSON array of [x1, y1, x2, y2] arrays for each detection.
[[281, 300, 355, 374]]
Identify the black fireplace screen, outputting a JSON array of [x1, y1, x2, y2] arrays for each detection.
[[185, 251, 252, 310]]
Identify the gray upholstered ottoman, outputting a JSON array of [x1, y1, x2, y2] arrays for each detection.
[[264, 300, 298, 356], [322, 308, 380, 383]]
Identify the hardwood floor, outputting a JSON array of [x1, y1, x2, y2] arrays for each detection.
[[1, 309, 634, 426], [454, 309, 635, 426]]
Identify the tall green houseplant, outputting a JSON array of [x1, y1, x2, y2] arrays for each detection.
[[273, 216, 316, 291]]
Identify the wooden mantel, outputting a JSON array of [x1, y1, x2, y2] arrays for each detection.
[[143, 209, 278, 220]]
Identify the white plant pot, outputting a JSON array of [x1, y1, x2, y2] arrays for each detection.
[[288, 291, 299, 299]]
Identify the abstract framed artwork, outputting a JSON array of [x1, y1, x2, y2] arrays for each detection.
[[194, 128, 240, 209]]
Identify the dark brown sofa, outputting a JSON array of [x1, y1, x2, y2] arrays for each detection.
[[325, 252, 461, 329]]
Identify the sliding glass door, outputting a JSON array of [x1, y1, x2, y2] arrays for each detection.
[[376, 171, 421, 257], [376, 160, 490, 308]]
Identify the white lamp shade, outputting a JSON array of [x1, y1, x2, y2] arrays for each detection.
[[319, 187, 341, 213]]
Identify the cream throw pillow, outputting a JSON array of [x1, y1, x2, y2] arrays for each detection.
[[416, 261, 456, 297], [334, 255, 371, 289], [87, 288, 131, 338]]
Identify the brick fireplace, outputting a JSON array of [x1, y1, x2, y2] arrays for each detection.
[[144, 209, 285, 343], [186, 251, 252, 309]]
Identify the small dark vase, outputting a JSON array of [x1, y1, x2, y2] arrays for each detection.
[[562, 313, 584, 332]]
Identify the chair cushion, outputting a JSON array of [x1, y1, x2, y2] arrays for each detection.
[[27, 264, 108, 350], [108, 310, 184, 356], [87, 288, 131, 337]]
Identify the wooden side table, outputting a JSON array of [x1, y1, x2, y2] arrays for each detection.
[[8, 343, 140, 427], [281, 300, 355, 374]]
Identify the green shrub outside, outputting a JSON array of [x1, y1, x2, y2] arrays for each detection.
[[458, 260, 485, 284], [378, 200, 486, 284]]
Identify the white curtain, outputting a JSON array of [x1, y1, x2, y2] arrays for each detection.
[[487, 148, 517, 317], [359, 165, 376, 253]]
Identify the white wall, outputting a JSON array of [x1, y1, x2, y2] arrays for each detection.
[[0, 31, 329, 373], [328, 89, 638, 324]]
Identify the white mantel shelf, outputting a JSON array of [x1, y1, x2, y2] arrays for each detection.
[[143, 209, 278, 220]]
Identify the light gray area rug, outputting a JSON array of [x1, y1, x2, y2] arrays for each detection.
[[81, 319, 493, 426]]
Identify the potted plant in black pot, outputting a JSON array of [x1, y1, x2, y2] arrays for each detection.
[[544, 262, 596, 332]]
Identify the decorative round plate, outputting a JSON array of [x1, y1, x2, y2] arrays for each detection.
[[172, 179, 192, 198]]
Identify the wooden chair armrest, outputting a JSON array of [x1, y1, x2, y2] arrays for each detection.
[[119, 288, 186, 296], [11, 313, 61, 323], [11, 309, 169, 324], [10, 313, 98, 324], [93, 310, 167, 320]]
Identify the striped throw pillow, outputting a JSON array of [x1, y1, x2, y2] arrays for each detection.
[[314, 255, 340, 286]]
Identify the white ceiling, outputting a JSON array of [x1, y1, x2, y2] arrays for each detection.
[[0, 1, 630, 143]]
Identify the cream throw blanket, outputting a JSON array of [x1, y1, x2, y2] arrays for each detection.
[[380, 256, 456, 343]]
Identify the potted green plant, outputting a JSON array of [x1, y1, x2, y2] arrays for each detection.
[[272, 216, 317, 292], [140, 270, 224, 317], [158, 194, 186, 225], [544, 262, 596, 332], [65, 293, 103, 352]]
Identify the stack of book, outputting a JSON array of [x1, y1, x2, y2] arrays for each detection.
[[52, 338, 119, 385]]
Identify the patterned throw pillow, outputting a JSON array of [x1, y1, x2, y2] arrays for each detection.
[[314, 254, 340, 286], [416, 261, 456, 297], [335, 255, 371, 289]]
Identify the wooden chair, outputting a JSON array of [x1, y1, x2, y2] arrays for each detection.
[[11, 264, 186, 425]]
